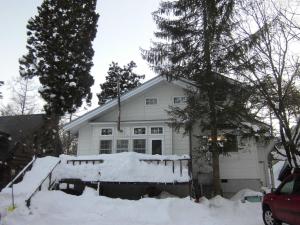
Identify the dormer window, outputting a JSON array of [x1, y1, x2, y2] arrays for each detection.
[[145, 98, 157, 105], [173, 96, 187, 104]]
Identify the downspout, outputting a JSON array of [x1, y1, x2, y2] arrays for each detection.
[[188, 128, 193, 199]]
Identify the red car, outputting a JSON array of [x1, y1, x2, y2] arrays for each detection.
[[262, 170, 300, 225]]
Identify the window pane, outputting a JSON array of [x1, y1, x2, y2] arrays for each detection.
[[280, 180, 294, 195], [223, 134, 238, 152], [100, 140, 112, 154], [145, 98, 157, 105], [133, 139, 146, 153], [101, 128, 112, 135], [151, 127, 163, 134], [174, 97, 187, 104], [116, 140, 129, 153], [293, 177, 300, 194], [134, 128, 146, 135]]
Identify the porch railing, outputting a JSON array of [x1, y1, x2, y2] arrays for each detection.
[[25, 159, 61, 208]]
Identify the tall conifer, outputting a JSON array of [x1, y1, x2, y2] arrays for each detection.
[[19, 0, 99, 116], [19, 0, 99, 155], [143, 0, 250, 195]]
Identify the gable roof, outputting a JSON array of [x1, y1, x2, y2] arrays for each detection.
[[64, 75, 190, 132], [0, 114, 46, 160]]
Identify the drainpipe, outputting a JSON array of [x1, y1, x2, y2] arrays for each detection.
[[188, 128, 193, 199]]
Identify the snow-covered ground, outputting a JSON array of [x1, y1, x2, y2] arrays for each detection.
[[0, 154, 265, 225], [0, 187, 264, 225]]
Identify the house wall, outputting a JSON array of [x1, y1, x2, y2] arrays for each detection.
[[75, 78, 272, 196], [93, 81, 186, 122], [77, 81, 189, 156], [191, 127, 270, 194]]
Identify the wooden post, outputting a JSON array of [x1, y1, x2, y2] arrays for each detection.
[[48, 172, 52, 190], [180, 160, 183, 176], [172, 161, 175, 173], [11, 184, 15, 208]]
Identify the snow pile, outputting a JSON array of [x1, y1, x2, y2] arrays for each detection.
[[0, 189, 263, 225], [230, 189, 263, 201], [1, 153, 189, 200], [55, 152, 190, 183], [1, 157, 60, 195]]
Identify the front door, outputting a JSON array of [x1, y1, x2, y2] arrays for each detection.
[[152, 140, 162, 155]]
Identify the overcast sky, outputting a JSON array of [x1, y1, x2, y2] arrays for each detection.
[[0, 0, 160, 108]]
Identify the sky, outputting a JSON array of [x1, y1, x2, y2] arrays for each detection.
[[0, 0, 160, 108]]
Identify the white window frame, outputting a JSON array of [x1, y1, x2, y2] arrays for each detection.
[[173, 96, 187, 105], [116, 139, 129, 153], [150, 126, 164, 135], [99, 139, 113, 154], [100, 127, 113, 136], [133, 127, 147, 135], [133, 139, 147, 154], [145, 97, 158, 105]]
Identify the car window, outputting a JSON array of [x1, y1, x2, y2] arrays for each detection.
[[293, 177, 300, 194], [279, 179, 295, 195]]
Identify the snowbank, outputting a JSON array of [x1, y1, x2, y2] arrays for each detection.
[[1, 157, 60, 195], [0, 190, 263, 225], [1, 153, 189, 200], [230, 189, 263, 201], [56, 152, 190, 183]]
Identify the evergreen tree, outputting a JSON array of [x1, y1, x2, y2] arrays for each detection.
[[143, 0, 251, 195], [19, 0, 99, 116], [0, 81, 3, 99], [97, 61, 145, 105], [19, 0, 99, 155]]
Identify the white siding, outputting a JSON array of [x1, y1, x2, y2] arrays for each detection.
[[77, 125, 93, 155], [93, 81, 186, 122], [173, 128, 189, 155], [219, 137, 260, 179]]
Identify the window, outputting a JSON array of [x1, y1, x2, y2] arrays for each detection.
[[134, 127, 146, 135], [223, 134, 238, 152], [145, 98, 157, 105], [279, 179, 295, 195], [116, 140, 129, 153], [100, 140, 112, 154], [133, 139, 146, 153], [173, 96, 187, 104], [151, 127, 163, 134], [293, 177, 300, 194], [101, 128, 112, 136]]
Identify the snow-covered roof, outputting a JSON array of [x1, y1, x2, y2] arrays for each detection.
[[63, 75, 189, 133]]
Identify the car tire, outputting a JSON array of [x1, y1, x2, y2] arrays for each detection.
[[263, 208, 282, 225]]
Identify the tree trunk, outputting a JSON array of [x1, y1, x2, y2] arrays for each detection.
[[202, 0, 222, 196]]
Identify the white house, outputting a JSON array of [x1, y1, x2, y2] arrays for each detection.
[[64, 75, 274, 197]]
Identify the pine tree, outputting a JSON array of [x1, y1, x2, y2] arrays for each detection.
[[19, 0, 99, 116], [143, 0, 251, 196], [0, 81, 3, 99], [19, 0, 99, 155], [97, 61, 145, 105]]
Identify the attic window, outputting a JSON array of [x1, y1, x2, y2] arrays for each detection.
[[173, 96, 187, 104], [145, 98, 157, 105], [223, 134, 238, 152]]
